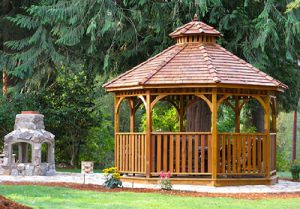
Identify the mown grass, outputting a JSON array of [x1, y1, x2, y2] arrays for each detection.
[[0, 185, 300, 209]]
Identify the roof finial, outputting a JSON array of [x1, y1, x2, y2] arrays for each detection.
[[193, 13, 199, 21]]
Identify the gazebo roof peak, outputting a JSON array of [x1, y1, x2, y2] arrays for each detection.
[[192, 13, 199, 21], [169, 15, 222, 41]]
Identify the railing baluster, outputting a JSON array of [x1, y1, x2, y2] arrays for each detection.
[[134, 135, 137, 172], [232, 135, 236, 173], [238, 134, 241, 173], [222, 134, 226, 173], [151, 135, 156, 173], [116, 135, 119, 170], [169, 135, 174, 173], [176, 135, 180, 173], [242, 134, 246, 173], [200, 135, 205, 173], [120, 134, 124, 171], [163, 135, 168, 172], [194, 135, 199, 173], [208, 135, 212, 173], [141, 134, 145, 172], [181, 134, 186, 172], [263, 134, 267, 174], [257, 135, 261, 173], [157, 135, 162, 172], [247, 135, 251, 173], [129, 134, 133, 172], [252, 134, 257, 173], [227, 134, 231, 173], [188, 135, 193, 173], [137, 134, 140, 172]]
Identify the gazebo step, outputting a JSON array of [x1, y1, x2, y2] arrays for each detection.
[[121, 175, 278, 186]]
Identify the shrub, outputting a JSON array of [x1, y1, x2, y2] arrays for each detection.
[[103, 167, 122, 188], [276, 151, 291, 171], [290, 160, 300, 180], [159, 171, 172, 191]]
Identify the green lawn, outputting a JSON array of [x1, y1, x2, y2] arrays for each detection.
[[0, 185, 300, 209]]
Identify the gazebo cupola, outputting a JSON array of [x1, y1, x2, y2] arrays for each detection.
[[170, 15, 221, 44], [103, 16, 287, 186]]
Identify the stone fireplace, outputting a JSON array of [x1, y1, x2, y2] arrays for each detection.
[[0, 111, 56, 176]]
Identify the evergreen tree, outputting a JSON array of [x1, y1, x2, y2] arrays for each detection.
[[287, 0, 300, 12], [4, 0, 300, 111]]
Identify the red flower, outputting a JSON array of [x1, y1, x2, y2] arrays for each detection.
[[159, 171, 165, 178], [167, 171, 171, 178]]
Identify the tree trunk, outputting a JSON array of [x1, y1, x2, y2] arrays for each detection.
[[2, 68, 8, 95], [70, 152, 75, 167], [1, 0, 12, 96], [251, 105, 264, 133], [186, 100, 211, 132]]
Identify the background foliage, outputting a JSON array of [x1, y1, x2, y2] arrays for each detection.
[[0, 0, 299, 168]]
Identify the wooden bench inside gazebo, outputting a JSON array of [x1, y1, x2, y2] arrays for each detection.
[[103, 15, 288, 186]]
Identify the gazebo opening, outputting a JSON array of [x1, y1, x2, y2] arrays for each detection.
[[103, 15, 287, 186]]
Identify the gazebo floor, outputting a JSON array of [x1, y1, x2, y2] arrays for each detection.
[[120, 175, 278, 186]]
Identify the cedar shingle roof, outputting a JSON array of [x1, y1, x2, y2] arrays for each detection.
[[103, 18, 287, 91]]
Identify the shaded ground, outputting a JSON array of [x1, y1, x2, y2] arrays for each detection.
[[2, 181, 300, 200], [0, 195, 31, 209]]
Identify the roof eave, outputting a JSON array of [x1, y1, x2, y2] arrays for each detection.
[[169, 32, 222, 39], [104, 83, 285, 93]]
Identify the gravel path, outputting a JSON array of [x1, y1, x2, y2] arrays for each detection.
[[1, 172, 300, 194]]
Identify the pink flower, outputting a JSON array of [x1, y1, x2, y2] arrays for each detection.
[[159, 171, 165, 178], [167, 171, 171, 178]]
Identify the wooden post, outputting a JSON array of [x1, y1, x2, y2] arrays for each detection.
[[271, 98, 277, 133], [114, 96, 120, 168], [211, 89, 218, 183], [271, 97, 277, 172], [179, 95, 184, 131], [145, 91, 152, 177], [264, 96, 271, 178], [293, 110, 297, 161], [234, 96, 240, 133], [128, 98, 135, 174]]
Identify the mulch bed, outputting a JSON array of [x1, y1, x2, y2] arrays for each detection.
[[0, 195, 31, 209], [2, 181, 300, 200]]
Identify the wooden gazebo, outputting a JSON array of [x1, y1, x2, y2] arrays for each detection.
[[103, 16, 288, 186]]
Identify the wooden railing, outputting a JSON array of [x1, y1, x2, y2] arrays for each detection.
[[150, 132, 212, 175], [115, 132, 276, 177], [217, 133, 268, 175], [115, 133, 146, 174]]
